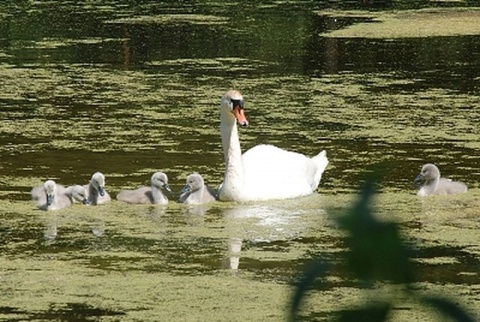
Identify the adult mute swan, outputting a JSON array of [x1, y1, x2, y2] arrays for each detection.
[[414, 163, 467, 197], [178, 173, 217, 204], [218, 90, 329, 202], [117, 172, 171, 205]]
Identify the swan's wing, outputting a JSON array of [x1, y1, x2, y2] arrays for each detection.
[[31, 185, 45, 201], [117, 187, 151, 204], [312, 150, 329, 188], [436, 178, 468, 195], [205, 185, 219, 201], [99, 190, 111, 203], [55, 193, 74, 209], [241, 144, 320, 199]]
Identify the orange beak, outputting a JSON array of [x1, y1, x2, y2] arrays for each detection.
[[233, 106, 248, 127]]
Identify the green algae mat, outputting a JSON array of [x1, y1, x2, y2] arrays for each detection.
[[319, 8, 480, 38]]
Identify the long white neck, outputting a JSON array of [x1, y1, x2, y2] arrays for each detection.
[[220, 111, 245, 200]]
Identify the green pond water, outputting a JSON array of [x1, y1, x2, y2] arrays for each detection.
[[0, 1, 479, 321]]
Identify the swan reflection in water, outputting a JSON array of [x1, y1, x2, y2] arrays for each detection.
[[181, 203, 212, 219], [221, 196, 327, 270], [91, 220, 105, 237], [41, 210, 108, 244], [43, 213, 58, 245], [223, 237, 242, 270]]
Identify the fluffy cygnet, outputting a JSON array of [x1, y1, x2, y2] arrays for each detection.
[[414, 163, 467, 197], [178, 173, 217, 205], [65, 185, 89, 204], [117, 172, 172, 205], [31, 180, 71, 210], [84, 172, 111, 205]]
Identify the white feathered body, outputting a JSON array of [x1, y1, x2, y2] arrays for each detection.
[[218, 89, 328, 202], [242, 144, 326, 200]]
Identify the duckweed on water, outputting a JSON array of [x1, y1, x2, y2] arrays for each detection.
[[27, 38, 129, 49], [1, 191, 480, 321], [105, 14, 229, 25], [319, 8, 480, 38], [1, 62, 478, 189]]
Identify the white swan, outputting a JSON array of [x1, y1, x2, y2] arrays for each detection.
[[117, 172, 171, 205], [414, 163, 467, 197], [31, 180, 72, 210], [218, 90, 329, 202], [178, 173, 217, 204], [83, 172, 111, 205]]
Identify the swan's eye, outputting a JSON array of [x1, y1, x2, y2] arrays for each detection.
[[230, 99, 244, 110]]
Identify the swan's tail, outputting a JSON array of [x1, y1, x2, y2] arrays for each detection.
[[312, 150, 329, 188]]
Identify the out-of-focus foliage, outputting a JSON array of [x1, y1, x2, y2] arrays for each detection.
[[290, 173, 475, 322]]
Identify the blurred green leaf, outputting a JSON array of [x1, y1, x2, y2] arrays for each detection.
[[337, 177, 414, 284], [289, 260, 329, 322], [290, 171, 474, 321], [421, 296, 475, 322]]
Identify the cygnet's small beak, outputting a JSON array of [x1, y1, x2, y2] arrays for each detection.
[[180, 184, 191, 194], [164, 183, 172, 193], [414, 173, 424, 184], [98, 186, 105, 196], [46, 194, 54, 206]]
